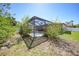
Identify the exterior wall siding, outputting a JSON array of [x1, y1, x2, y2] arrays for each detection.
[[64, 27, 79, 32]]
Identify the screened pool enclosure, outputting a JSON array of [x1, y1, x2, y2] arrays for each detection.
[[22, 16, 51, 49]]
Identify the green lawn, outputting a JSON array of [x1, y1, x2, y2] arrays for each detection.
[[59, 32, 79, 42]]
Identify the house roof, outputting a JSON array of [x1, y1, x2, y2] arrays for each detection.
[[29, 16, 52, 23]]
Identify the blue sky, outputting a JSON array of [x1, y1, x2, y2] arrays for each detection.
[[10, 3, 79, 24]]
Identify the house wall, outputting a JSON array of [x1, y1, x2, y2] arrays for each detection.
[[64, 27, 79, 32]]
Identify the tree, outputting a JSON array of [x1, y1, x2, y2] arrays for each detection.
[[0, 3, 10, 17], [70, 20, 74, 26]]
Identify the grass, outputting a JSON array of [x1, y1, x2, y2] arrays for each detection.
[[59, 32, 79, 42]]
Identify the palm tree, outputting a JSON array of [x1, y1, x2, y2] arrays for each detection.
[[70, 20, 74, 26]]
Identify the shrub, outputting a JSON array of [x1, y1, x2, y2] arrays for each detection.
[[64, 31, 71, 34], [0, 17, 18, 47], [45, 23, 63, 39], [19, 16, 32, 37], [0, 30, 8, 43], [0, 4, 18, 47]]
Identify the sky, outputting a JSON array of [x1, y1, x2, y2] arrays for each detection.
[[10, 3, 79, 24]]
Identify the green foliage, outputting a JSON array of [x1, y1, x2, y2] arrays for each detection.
[[0, 4, 18, 47], [63, 31, 71, 34], [73, 24, 79, 28], [45, 23, 63, 38], [19, 16, 31, 37], [0, 30, 8, 43], [0, 16, 17, 44]]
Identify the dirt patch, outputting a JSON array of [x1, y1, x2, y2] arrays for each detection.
[[0, 34, 79, 56], [49, 38, 79, 56]]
